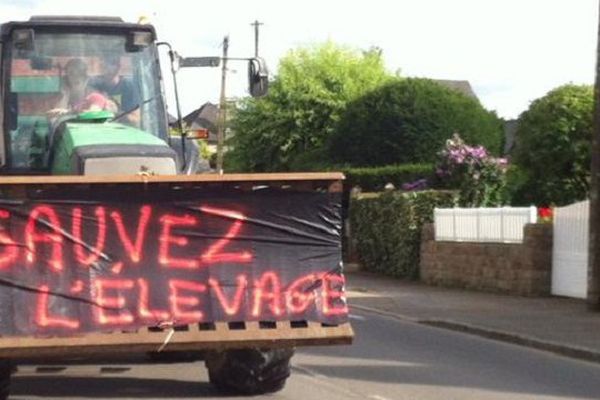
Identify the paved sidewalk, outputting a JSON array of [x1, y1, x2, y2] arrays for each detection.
[[345, 269, 600, 362]]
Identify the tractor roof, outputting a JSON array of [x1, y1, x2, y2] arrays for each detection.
[[0, 16, 156, 39], [29, 16, 124, 23]]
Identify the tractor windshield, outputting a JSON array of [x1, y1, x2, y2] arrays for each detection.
[[6, 32, 167, 171]]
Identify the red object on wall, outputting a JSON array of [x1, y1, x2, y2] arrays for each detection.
[[538, 207, 553, 222]]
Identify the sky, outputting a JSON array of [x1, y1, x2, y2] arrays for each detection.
[[0, 0, 598, 119]]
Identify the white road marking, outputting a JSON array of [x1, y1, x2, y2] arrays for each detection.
[[369, 395, 392, 400], [349, 314, 366, 321]]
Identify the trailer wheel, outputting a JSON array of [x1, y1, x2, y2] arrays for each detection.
[[205, 348, 294, 395], [0, 360, 12, 400]]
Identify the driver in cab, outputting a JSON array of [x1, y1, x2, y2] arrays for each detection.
[[47, 58, 116, 117], [90, 54, 141, 126]]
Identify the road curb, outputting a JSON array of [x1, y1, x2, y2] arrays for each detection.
[[350, 304, 600, 364]]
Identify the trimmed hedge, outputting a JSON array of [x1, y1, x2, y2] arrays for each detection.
[[350, 190, 456, 278], [343, 164, 435, 192], [329, 78, 504, 166]]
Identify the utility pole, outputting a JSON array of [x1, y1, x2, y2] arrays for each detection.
[[589, 1, 600, 311], [587, 2, 600, 311], [216, 35, 229, 173], [251, 20, 263, 57]]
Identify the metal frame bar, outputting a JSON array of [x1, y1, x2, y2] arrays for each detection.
[[0, 321, 354, 359]]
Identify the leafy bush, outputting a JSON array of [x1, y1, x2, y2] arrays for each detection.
[[226, 43, 390, 172], [512, 84, 593, 206], [503, 164, 530, 206], [350, 190, 456, 278], [329, 78, 504, 166], [343, 163, 435, 192], [436, 134, 508, 206], [197, 139, 212, 161]]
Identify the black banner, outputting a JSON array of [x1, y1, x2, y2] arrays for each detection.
[[0, 187, 347, 336]]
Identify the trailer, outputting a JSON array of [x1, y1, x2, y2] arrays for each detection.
[[0, 16, 352, 397]]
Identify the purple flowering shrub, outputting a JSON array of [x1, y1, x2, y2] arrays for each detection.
[[436, 134, 508, 206]]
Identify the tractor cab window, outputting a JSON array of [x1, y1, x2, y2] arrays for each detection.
[[6, 32, 167, 171]]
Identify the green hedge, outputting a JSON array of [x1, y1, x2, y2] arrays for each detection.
[[329, 78, 504, 166], [343, 164, 435, 192], [350, 190, 456, 278]]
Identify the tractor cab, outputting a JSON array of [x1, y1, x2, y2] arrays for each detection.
[[0, 16, 175, 175]]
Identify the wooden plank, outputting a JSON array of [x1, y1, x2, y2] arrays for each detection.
[[245, 321, 260, 331], [0, 172, 345, 186], [0, 322, 354, 359]]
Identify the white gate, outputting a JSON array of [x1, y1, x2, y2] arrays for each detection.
[[552, 200, 589, 298], [434, 207, 537, 243]]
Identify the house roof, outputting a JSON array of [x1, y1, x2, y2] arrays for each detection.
[[503, 119, 519, 155], [167, 112, 178, 125], [433, 79, 479, 100], [183, 102, 219, 142]]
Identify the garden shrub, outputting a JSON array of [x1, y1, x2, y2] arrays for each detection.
[[329, 78, 503, 167], [436, 134, 508, 206], [350, 190, 456, 278], [512, 84, 593, 206]]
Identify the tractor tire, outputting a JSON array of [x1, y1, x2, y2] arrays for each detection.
[[205, 347, 294, 395], [0, 360, 12, 400], [146, 350, 204, 363]]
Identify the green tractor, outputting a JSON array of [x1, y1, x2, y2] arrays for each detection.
[[0, 15, 351, 398]]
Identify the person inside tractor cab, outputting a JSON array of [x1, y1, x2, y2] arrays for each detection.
[[47, 58, 116, 117], [90, 54, 141, 126]]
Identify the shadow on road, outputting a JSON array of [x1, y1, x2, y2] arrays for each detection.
[[11, 376, 225, 398]]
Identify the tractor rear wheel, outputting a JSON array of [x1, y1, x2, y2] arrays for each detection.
[[205, 348, 294, 395], [0, 360, 12, 400]]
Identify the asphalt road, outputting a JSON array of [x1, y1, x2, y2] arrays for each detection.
[[10, 310, 600, 400]]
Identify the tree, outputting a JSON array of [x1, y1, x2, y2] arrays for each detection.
[[511, 84, 593, 206], [327, 78, 504, 166], [225, 42, 390, 172]]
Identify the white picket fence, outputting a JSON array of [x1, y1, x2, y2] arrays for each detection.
[[552, 200, 589, 299], [434, 206, 538, 243]]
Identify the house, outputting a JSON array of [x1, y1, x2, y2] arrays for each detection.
[[183, 102, 219, 147], [503, 119, 518, 156], [166, 112, 178, 126], [433, 80, 517, 157], [433, 79, 479, 101]]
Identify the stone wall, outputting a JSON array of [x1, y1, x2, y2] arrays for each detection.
[[420, 223, 553, 296]]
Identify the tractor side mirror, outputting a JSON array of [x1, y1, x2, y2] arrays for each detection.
[[12, 29, 34, 51], [248, 57, 268, 97], [127, 30, 153, 52]]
